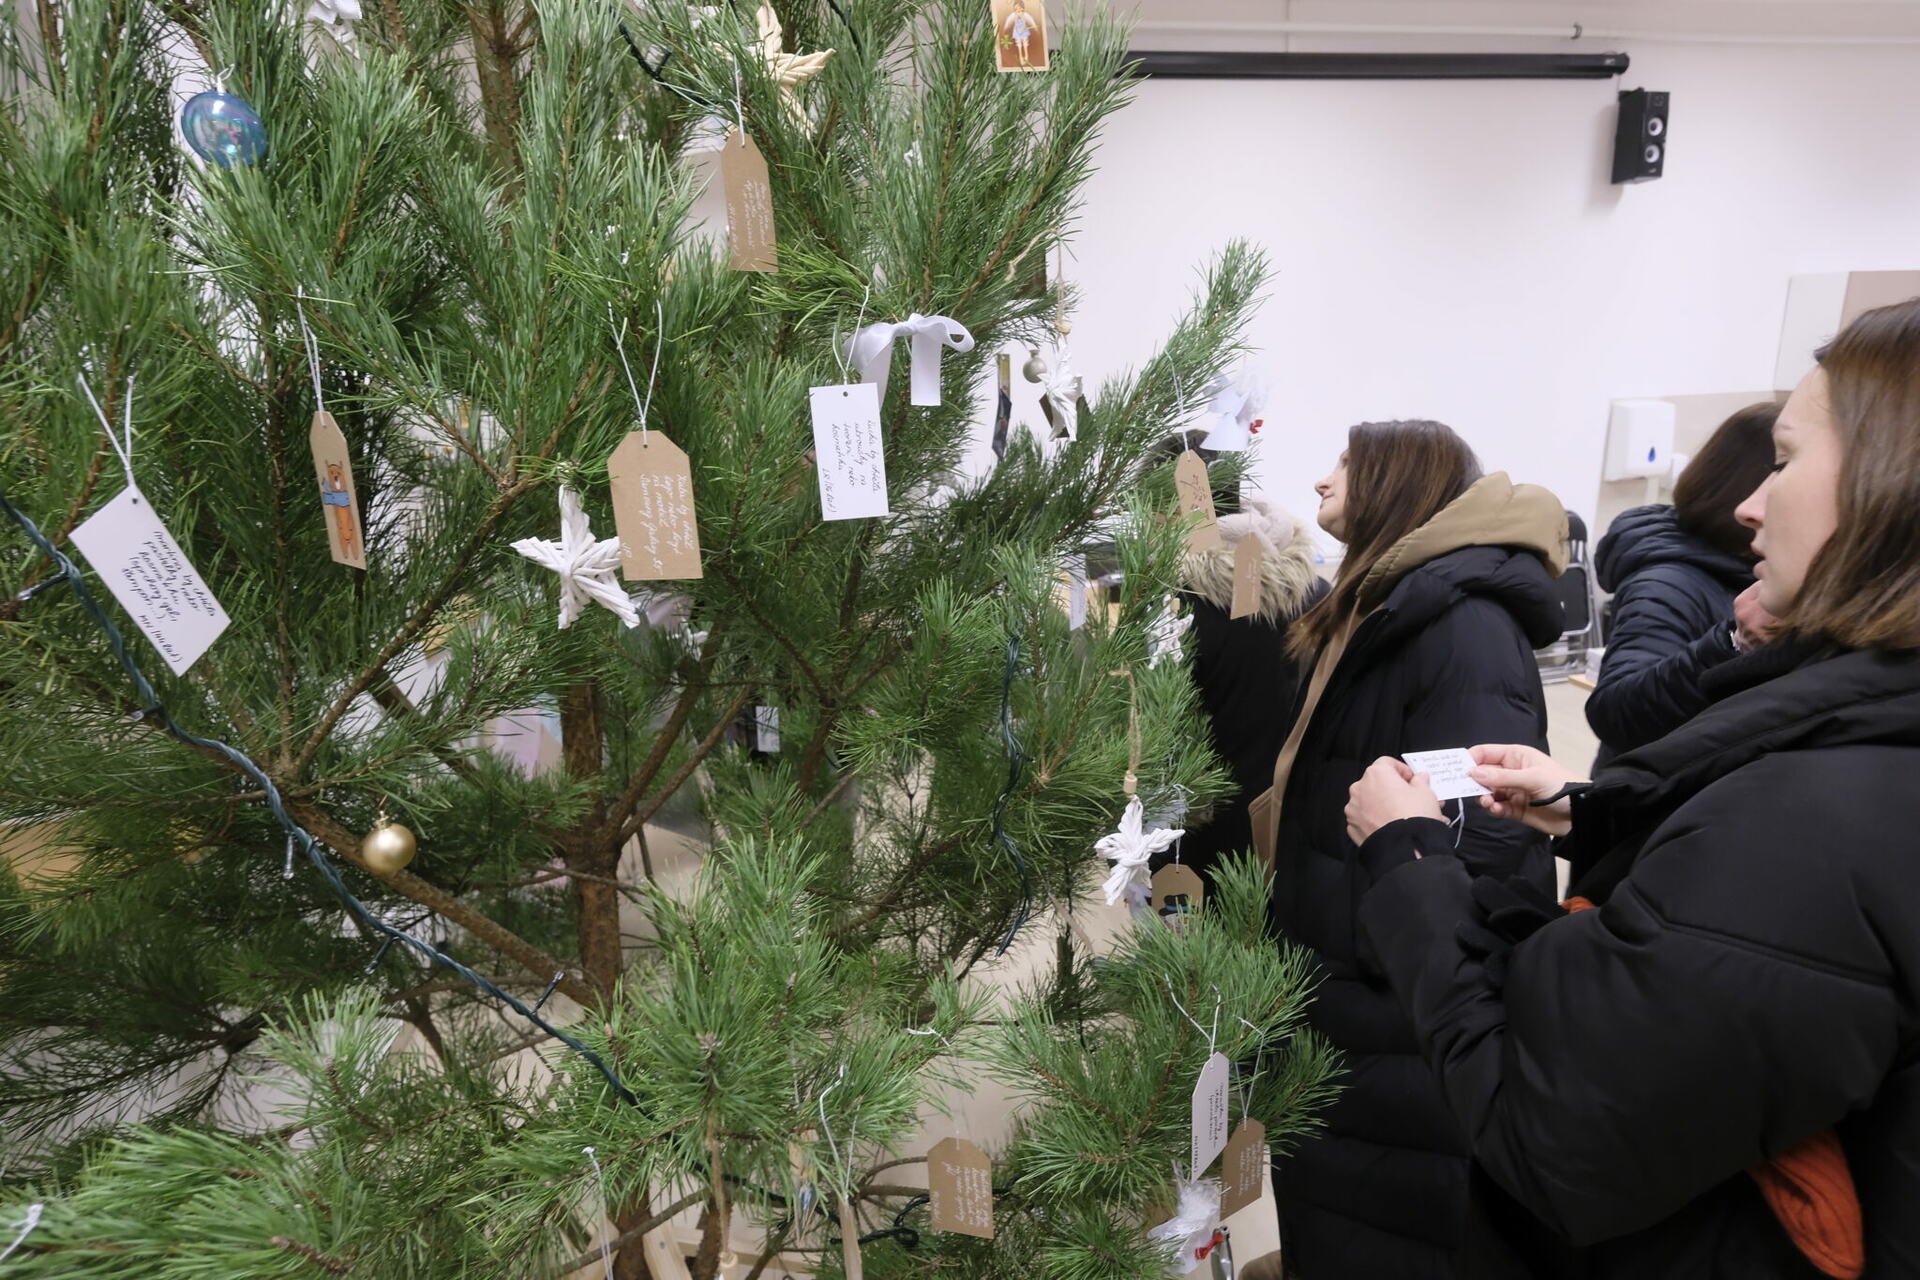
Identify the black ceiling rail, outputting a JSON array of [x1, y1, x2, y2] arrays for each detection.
[[1123, 50, 1630, 80]]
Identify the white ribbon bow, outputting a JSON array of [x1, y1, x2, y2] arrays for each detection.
[[1197, 368, 1264, 452], [1147, 1177, 1223, 1275], [1095, 795, 1184, 906], [845, 313, 975, 407]]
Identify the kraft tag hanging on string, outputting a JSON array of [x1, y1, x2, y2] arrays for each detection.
[[928, 1136, 995, 1239], [309, 410, 366, 569], [721, 128, 777, 272], [607, 302, 701, 579], [810, 382, 890, 520], [1192, 1051, 1231, 1176], [838, 1198, 866, 1280], [1174, 450, 1221, 552], [1152, 863, 1204, 929], [608, 433, 702, 580], [1221, 1119, 1268, 1217], [295, 292, 366, 568], [67, 372, 230, 676], [1228, 535, 1263, 620]]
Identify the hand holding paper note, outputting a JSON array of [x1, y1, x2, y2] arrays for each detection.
[[1401, 748, 1492, 802]]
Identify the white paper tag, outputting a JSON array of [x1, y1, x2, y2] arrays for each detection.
[[1065, 553, 1086, 630], [754, 705, 781, 753], [70, 486, 230, 676], [809, 383, 890, 521], [1191, 1051, 1231, 1175], [1402, 748, 1491, 802]]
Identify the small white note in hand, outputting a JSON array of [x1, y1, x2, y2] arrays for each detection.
[[1403, 748, 1491, 802], [70, 486, 230, 676], [810, 382, 891, 521]]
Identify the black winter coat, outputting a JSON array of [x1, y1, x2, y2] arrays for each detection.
[[1356, 640, 1920, 1279], [1178, 580, 1328, 881], [1587, 505, 1752, 765], [1271, 544, 1562, 1280]]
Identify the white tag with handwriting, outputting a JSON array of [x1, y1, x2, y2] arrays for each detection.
[[809, 382, 890, 521], [1191, 1051, 1231, 1175], [1402, 748, 1491, 802], [70, 486, 230, 675]]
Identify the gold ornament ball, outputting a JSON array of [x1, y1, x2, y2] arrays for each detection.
[[361, 819, 417, 874]]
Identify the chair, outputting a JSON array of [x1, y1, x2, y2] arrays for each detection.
[[1537, 510, 1600, 683]]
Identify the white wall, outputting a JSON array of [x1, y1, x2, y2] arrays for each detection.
[[1065, 37, 1920, 542]]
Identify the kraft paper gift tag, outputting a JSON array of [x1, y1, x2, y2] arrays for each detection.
[[608, 431, 702, 580], [309, 410, 366, 568], [928, 1137, 994, 1239], [1174, 449, 1220, 552], [721, 128, 777, 272]]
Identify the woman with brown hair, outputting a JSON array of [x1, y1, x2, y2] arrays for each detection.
[[1346, 298, 1920, 1277], [1255, 420, 1566, 1280], [1586, 401, 1779, 765]]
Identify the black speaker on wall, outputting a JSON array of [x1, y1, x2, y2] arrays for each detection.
[[1612, 89, 1669, 184]]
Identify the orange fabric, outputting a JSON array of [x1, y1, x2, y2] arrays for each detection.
[[1559, 896, 1863, 1278], [1745, 1130, 1865, 1278]]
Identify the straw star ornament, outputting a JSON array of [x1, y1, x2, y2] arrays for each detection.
[[756, 2, 834, 119], [513, 486, 640, 629]]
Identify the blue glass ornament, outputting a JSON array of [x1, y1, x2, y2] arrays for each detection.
[[180, 91, 268, 168]]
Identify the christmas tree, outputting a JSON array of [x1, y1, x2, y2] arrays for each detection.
[[0, 1, 1335, 1275]]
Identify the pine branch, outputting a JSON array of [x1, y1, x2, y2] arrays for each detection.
[[288, 802, 596, 1008]]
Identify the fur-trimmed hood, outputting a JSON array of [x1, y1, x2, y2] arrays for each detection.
[[1180, 504, 1323, 623]]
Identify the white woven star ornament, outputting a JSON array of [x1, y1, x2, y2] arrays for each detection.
[[305, 0, 363, 43], [756, 2, 834, 119], [513, 486, 640, 630], [1095, 795, 1184, 906]]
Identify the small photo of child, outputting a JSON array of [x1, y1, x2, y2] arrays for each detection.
[[992, 0, 1050, 73]]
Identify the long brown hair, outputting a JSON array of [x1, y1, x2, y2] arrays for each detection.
[[1289, 420, 1483, 658], [1782, 299, 1920, 649], [1673, 401, 1778, 560]]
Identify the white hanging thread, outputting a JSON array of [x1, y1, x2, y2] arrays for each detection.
[[818, 1062, 849, 1180], [834, 282, 874, 383], [283, 832, 296, 880], [610, 300, 663, 446], [0, 1203, 44, 1265], [1163, 976, 1220, 1056], [1448, 797, 1466, 849], [295, 287, 326, 413], [76, 368, 137, 495], [1234, 1014, 1267, 1122], [582, 1146, 613, 1280]]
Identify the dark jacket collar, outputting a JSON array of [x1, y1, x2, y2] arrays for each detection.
[[1571, 643, 1920, 887], [1594, 504, 1754, 594], [1355, 544, 1566, 660]]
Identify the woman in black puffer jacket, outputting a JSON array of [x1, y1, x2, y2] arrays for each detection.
[[1346, 297, 1920, 1280], [1587, 403, 1777, 765], [1256, 420, 1565, 1280]]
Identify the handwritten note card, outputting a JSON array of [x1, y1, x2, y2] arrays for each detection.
[[809, 382, 890, 521], [1402, 748, 1491, 802], [1191, 1051, 1231, 1175], [928, 1137, 994, 1239], [1221, 1118, 1268, 1217], [70, 486, 230, 676], [608, 431, 703, 580], [721, 128, 777, 272], [1174, 449, 1220, 552]]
